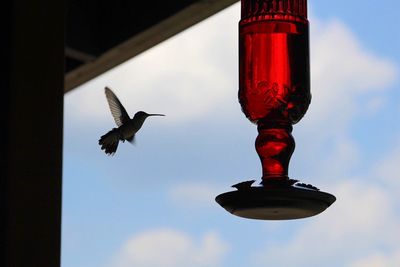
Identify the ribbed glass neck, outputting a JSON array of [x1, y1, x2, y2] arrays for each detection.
[[241, 0, 307, 20]]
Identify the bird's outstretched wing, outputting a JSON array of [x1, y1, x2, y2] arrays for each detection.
[[105, 87, 130, 127]]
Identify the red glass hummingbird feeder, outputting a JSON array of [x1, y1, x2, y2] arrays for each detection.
[[216, 0, 336, 220]]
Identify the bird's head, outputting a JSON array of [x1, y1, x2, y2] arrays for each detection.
[[134, 111, 165, 120]]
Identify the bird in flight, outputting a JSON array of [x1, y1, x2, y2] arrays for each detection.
[[99, 87, 165, 155]]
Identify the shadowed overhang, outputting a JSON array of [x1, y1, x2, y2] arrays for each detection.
[[65, 0, 238, 93]]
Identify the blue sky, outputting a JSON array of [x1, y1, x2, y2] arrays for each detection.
[[62, 1, 400, 267]]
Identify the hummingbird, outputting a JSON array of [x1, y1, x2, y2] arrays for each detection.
[[99, 87, 165, 155]]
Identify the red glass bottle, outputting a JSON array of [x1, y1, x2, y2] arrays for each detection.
[[216, 0, 335, 221], [239, 0, 311, 183]]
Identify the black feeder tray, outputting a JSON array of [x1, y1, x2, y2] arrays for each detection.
[[215, 180, 336, 220]]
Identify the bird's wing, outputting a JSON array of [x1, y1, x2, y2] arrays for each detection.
[[104, 87, 130, 127]]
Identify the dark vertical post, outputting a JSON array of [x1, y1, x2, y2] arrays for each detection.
[[1, 1, 65, 266]]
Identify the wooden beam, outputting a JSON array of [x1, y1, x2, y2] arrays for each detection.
[[66, 46, 96, 63], [65, 0, 238, 92]]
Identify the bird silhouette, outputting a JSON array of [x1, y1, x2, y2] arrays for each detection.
[[99, 87, 165, 155]]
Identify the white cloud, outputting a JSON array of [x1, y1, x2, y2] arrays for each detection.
[[109, 229, 228, 267], [315, 137, 361, 179], [168, 182, 226, 208], [311, 19, 396, 93], [291, 18, 398, 184], [253, 180, 400, 267], [364, 96, 386, 114], [302, 19, 397, 138], [350, 250, 400, 267], [374, 139, 400, 194], [254, 130, 400, 267]]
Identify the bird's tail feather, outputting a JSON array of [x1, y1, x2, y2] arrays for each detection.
[[99, 128, 120, 155]]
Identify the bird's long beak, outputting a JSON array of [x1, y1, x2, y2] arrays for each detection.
[[147, 113, 165, 117]]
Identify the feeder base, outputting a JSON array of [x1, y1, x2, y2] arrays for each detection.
[[215, 185, 336, 220]]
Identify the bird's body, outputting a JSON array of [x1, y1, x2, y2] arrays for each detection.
[[99, 87, 164, 155]]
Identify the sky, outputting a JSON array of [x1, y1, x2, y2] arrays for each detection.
[[62, 1, 400, 267]]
